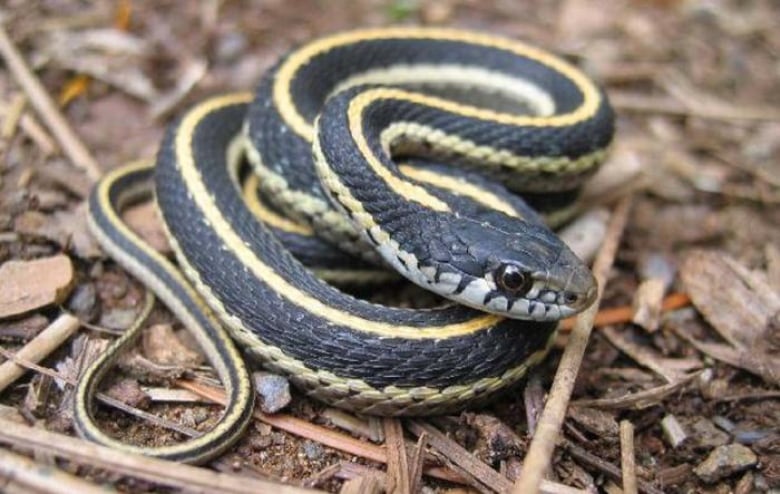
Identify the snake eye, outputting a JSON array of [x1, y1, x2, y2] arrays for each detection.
[[495, 263, 533, 295]]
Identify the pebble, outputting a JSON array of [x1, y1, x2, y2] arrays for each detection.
[[99, 307, 140, 331], [215, 31, 247, 63], [67, 283, 98, 321], [253, 371, 291, 413], [686, 417, 730, 449], [693, 444, 757, 483], [301, 440, 324, 460]]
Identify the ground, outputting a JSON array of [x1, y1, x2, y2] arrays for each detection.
[[0, 0, 778, 493]]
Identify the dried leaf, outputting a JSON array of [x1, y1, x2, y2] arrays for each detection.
[[0, 255, 74, 318], [679, 250, 780, 384]]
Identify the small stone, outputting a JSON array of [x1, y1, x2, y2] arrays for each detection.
[[301, 440, 324, 460], [214, 31, 247, 63], [253, 371, 291, 413], [67, 283, 98, 321], [142, 324, 203, 367], [106, 378, 150, 409], [686, 417, 730, 449], [99, 307, 140, 331], [250, 433, 273, 450], [693, 444, 758, 483]]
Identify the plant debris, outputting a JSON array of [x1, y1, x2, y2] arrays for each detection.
[[0, 0, 778, 492]]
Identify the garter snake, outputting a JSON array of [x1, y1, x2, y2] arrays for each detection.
[[78, 27, 614, 464]]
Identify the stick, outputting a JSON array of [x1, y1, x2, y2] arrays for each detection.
[[177, 379, 465, 485], [0, 449, 112, 494], [0, 313, 80, 392], [407, 421, 586, 494], [0, 418, 315, 494], [620, 420, 638, 494], [0, 24, 101, 180], [512, 196, 633, 494]]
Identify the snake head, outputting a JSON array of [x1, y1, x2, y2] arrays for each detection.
[[407, 215, 597, 321]]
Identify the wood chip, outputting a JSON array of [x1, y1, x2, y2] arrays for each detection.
[[408, 432, 428, 494], [660, 414, 687, 448], [321, 408, 380, 441], [339, 474, 384, 494], [567, 407, 619, 439], [631, 278, 667, 332], [679, 250, 780, 385], [383, 418, 411, 494], [0, 255, 74, 318], [602, 326, 701, 383]]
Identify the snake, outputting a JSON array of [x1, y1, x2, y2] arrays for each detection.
[[76, 27, 614, 464]]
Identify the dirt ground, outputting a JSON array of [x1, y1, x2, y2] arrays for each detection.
[[0, 0, 778, 493]]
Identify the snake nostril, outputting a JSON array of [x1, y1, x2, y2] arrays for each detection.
[[563, 291, 579, 305]]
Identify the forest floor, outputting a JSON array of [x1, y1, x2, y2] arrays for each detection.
[[0, 0, 778, 493]]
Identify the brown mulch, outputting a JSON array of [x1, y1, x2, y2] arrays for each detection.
[[0, 0, 778, 493]]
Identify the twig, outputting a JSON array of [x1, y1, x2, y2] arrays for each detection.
[[0, 313, 80, 392], [1, 93, 26, 139], [0, 344, 200, 437], [383, 418, 411, 494], [149, 59, 208, 119], [609, 91, 780, 122], [0, 24, 101, 180], [620, 420, 638, 494], [558, 292, 690, 331], [513, 196, 633, 494], [407, 420, 509, 493], [601, 326, 699, 384], [0, 418, 314, 494], [407, 420, 585, 494], [408, 432, 427, 494], [0, 99, 58, 155], [571, 371, 701, 410], [0, 449, 111, 494], [177, 379, 465, 485], [563, 440, 663, 494]]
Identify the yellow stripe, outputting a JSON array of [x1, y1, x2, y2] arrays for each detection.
[[397, 164, 520, 218], [176, 94, 502, 339], [273, 27, 602, 140], [242, 173, 314, 235]]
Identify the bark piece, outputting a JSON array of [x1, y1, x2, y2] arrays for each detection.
[[0, 255, 74, 318]]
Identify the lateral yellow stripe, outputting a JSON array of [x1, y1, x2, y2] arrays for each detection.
[[176, 94, 501, 339], [273, 27, 602, 139], [242, 173, 313, 235]]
